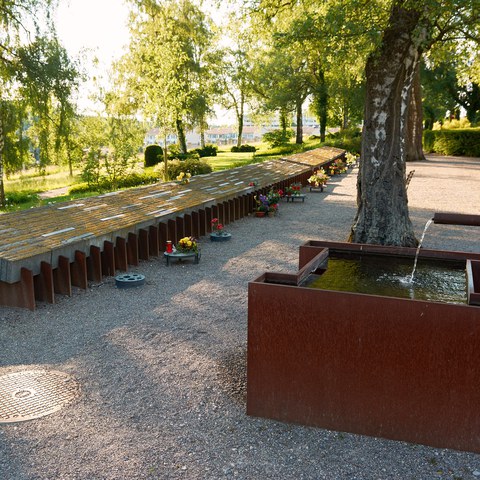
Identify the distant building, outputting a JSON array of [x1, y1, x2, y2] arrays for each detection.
[[205, 126, 263, 145]]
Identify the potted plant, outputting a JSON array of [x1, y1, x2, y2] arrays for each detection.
[[176, 236, 198, 253], [210, 218, 231, 242], [164, 236, 200, 265], [308, 169, 329, 190], [268, 204, 278, 217], [345, 152, 358, 168], [291, 182, 302, 193], [254, 194, 269, 217], [329, 159, 347, 175], [267, 188, 282, 205]]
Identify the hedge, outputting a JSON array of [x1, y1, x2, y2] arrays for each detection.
[[423, 129, 480, 157], [144, 144, 163, 167]]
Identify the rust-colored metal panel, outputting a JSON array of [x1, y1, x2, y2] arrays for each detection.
[[114, 237, 128, 272], [127, 232, 139, 266], [184, 213, 193, 237], [149, 225, 159, 257], [205, 207, 213, 233], [176, 216, 185, 241], [101, 241, 115, 277], [198, 209, 206, 237], [138, 229, 149, 261], [191, 211, 200, 238], [87, 245, 102, 282], [53, 256, 71, 296], [0, 268, 36, 310], [467, 260, 480, 306], [34, 261, 54, 303], [248, 245, 480, 454], [433, 212, 480, 226], [167, 219, 176, 243], [234, 198, 240, 220], [228, 200, 235, 223], [158, 223, 167, 253], [71, 250, 87, 289], [221, 201, 229, 225]]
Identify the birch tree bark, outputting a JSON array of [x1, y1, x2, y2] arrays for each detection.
[[350, 3, 430, 246]]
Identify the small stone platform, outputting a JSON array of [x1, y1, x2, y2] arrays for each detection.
[[0, 147, 345, 310]]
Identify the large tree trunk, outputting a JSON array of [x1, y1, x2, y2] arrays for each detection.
[[176, 118, 188, 154], [237, 113, 244, 148], [279, 107, 289, 136], [350, 4, 428, 247], [236, 93, 245, 148], [295, 97, 303, 144], [316, 71, 328, 142], [405, 61, 426, 161], [0, 119, 5, 208]]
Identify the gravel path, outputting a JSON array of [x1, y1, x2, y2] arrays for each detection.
[[1, 155, 480, 480]]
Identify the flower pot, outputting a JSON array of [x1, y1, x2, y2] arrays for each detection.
[[255, 211, 266, 217], [210, 232, 232, 242], [268, 211, 275, 217]]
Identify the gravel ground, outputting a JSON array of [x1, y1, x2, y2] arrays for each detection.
[[1, 154, 480, 480]]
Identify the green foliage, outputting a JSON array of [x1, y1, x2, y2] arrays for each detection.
[[192, 144, 218, 157], [144, 144, 163, 167], [231, 144, 257, 153], [322, 128, 362, 155], [422, 129, 480, 157], [2, 191, 39, 208], [69, 172, 160, 195], [160, 158, 212, 181], [262, 129, 295, 148], [254, 144, 302, 157], [167, 144, 200, 161]]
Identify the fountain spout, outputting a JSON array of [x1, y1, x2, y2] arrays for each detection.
[[410, 218, 434, 282], [433, 213, 480, 227]]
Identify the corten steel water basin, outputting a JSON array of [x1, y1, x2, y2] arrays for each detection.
[[247, 240, 480, 453]]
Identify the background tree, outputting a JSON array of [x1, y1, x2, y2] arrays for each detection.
[[120, 0, 189, 179], [15, 37, 80, 173], [249, 0, 480, 246]]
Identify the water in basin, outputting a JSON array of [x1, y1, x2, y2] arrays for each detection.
[[304, 254, 467, 304]]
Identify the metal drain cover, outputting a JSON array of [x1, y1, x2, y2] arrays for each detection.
[[0, 370, 80, 423]]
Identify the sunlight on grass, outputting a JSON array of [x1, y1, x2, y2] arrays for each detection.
[[5, 166, 81, 193]]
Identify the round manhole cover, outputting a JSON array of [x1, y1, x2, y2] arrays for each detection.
[[0, 370, 80, 423]]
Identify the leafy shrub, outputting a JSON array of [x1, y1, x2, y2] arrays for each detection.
[[166, 144, 200, 161], [192, 144, 218, 157], [254, 144, 302, 157], [3, 191, 39, 206], [323, 136, 362, 155], [231, 144, 257, 152], [144, 144, 163, 167], [262, 129, 294, 147], [423, 130, 435, 153], [160, 158, 213, 180], [69, 172, 160, 195], [68, 183, 93, 195], [422, 128, 480, 157]]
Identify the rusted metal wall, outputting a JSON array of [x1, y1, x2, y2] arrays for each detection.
[[248, 245, 480, 453]]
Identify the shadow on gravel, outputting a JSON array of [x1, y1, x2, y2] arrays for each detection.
[[216, 346, 247, 406]]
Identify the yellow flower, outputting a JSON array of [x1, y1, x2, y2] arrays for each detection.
[[186, 173, 191, 178]]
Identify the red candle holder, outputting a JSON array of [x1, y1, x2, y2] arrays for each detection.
[[166, 241, 173, 253]]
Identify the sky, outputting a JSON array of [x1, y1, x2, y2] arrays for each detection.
[[54, 0, 235, 123], [55, 0, 130, 68], [54, 0, 131, 113]]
